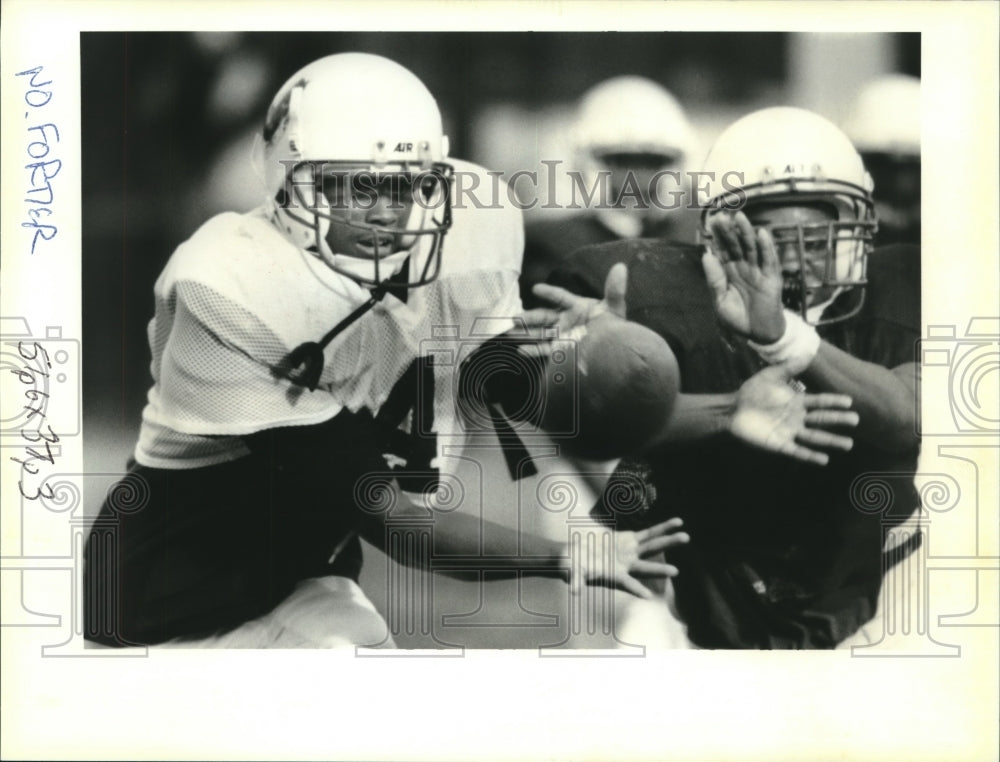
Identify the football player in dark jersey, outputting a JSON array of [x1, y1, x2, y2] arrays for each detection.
[[542, 106, 920, 648]]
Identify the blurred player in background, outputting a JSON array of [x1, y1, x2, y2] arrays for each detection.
[[543, 106, 920, 648], [517, 76, 701, 573], [520, 76, 700, 309], [83, 52, 686, 649], [842, 74, 921, 246]]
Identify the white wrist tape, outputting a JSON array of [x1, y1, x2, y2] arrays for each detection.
[[747, 310, 820, 375]]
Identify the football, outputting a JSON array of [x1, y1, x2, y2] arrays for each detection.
[[541, 314, 680, 460]]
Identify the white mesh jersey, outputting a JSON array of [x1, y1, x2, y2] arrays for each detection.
[[135, 159, 524, 470]]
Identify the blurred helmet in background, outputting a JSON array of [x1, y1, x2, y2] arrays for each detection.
[[571, 76, 695, 237]]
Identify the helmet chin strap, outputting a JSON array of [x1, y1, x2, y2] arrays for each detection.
[[805, 287, 842, 324]]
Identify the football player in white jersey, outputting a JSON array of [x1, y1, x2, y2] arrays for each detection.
[[83, 53, 687, 649]]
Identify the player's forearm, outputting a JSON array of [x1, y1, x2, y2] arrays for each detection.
[[436, 511, 569, 569], [803, 344, 918, 452], [649, 392, 736, 445], [357, 485, 569, 571]]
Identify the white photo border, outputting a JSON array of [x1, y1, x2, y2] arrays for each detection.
[[2, 2, 997, 761]]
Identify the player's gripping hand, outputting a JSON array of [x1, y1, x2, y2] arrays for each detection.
[[731, 365, 858, 466], [516, 262, 628, 357], [702, 211, 786, 343], [569, 517, 690, 600]]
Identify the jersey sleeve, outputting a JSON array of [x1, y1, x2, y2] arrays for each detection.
[[521, 215, 620, 308], [142, 210, 422, 440], [151, 278, 348, 436]]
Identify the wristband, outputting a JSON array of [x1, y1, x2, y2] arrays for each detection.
[[747, 310, 820, 375]]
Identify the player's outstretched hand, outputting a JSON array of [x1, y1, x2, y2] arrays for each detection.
[[702, 211, 786, 344], [731, 365, 859, 465], [570, 517, 690, 600], [516, 263, 628, 357]]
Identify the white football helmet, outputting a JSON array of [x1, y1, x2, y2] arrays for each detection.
[[572, 76, 695, 236], [260, 53, 453, 289], [701, 107, 877, 324]]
